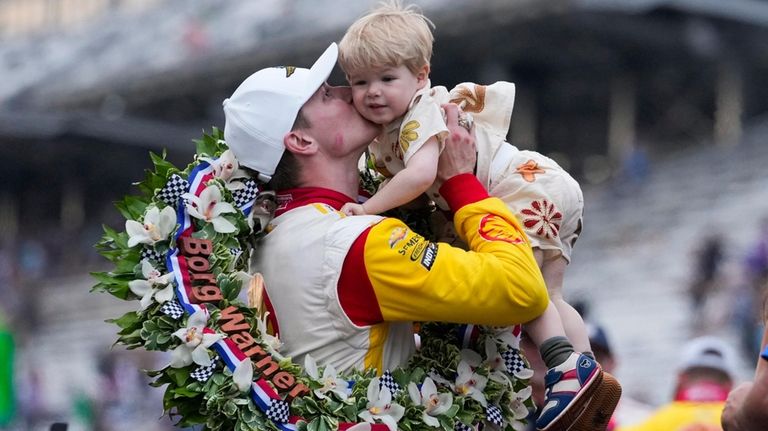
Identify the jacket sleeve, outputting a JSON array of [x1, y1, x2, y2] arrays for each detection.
[[337, 174, 548, 327]]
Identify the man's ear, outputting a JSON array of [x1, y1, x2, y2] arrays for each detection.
[[284, 130, 317, 156]]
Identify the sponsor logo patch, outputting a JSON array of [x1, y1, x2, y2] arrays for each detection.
[[388, 227, 408, 248], [478, 215, 525, 244], [420, 243, 438, 270]]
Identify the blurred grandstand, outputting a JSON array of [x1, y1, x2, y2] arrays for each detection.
[[2, 0, 768, 429]]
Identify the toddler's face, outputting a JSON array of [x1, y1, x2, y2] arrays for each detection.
[[347, 64, 428, 125]]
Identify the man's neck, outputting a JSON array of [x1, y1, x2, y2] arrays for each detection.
[[298, 155, 360, 199]]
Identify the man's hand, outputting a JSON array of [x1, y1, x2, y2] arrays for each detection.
[[722, 382, 753, 431], [436, 103, 477, 185]]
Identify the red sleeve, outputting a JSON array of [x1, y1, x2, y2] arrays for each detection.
[[337, 226, 383, 326], [439, 173, 489, 213]]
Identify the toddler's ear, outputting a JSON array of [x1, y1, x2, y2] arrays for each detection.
[[416, 64, 430, 86]]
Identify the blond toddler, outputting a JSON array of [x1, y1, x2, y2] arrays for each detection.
[[338, 3, 621, 430]]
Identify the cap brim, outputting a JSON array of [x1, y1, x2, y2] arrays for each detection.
[[302, 43, 338, 103]]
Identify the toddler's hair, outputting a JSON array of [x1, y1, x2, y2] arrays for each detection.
[[339, 1, 434, 75]]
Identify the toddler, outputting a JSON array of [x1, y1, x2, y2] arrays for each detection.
[[338, 3, 621, 430]]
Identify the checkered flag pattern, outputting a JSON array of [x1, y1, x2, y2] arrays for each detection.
[[160, 300, 184, 320], [233, 179, 259, 209], [265, 399, 290, 423], [455, 421, 474, 431], [379, 370, 401, 395], [502, 348, 527, 375], [157, 173, 190, 206], [190, 356, 219, 382], [486, 405, 504, 428], [140, 247, 165, 263]]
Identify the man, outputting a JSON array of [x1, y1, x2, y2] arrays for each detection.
[[618, 336, 738, 431], [222, 43, 549, 373], [721, 319, 768, 430]]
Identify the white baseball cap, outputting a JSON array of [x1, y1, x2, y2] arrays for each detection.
[[677, 336, 737, 378], [223, 43, 339, 182]]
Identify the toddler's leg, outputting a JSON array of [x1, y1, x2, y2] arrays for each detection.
[[538, 250, 592, 354]]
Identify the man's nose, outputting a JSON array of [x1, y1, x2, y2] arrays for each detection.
[[329, 85, 352, 103]]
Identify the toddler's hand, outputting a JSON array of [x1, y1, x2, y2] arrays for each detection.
[[341, 202, 367, 216]]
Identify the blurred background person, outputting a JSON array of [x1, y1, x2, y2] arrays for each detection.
[[687, 232, 726, 331], [0, 312, 15, 427], [618, 336, 738, 431], [586, 322, 653, 430]]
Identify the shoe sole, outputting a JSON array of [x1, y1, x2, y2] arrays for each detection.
[[568, 371, 623, 431], [538, 367, 603, 431]]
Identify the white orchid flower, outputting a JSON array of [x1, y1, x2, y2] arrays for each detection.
[[304, 355, 349, 400], [126, 206, 177, 247], [358, 378, 405, 431], [408, 377, 453, 427], [486, 327, 533, 383], [183, 185, 237, 233], [454, 361, 488, 407], [255, 311, 283, 357], [492, 327, 522, 350], [508, 385, 533, 431], [128, 259, 175, 310], [169, 310, 223, 368], [233, 358, 254, 393], [201, 149, 239, 181], [201, 149, 250, 190]]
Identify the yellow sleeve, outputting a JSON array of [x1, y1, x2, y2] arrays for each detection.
[[363, 178, 547, 326]]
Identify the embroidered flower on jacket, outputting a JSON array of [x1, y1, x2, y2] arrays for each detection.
[[520, 199, 562, 239]]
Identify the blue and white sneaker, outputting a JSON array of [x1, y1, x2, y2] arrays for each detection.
[[535, 352, 606, 431]]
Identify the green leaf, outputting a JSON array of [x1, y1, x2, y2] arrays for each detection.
[[115, 195, 149, 221]]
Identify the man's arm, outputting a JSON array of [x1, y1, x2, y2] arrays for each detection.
[[336, 104, 548, 327], [722, 321, 768, 430]]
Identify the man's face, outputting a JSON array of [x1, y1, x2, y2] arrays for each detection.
[[300, 83, 379, 157]]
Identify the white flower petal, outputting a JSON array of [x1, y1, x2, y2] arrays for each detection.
[[169, 346, 192, 368], [408, 382, 421, 404], [422, 413, 440, 427], [128, 280, 151, 296], [140, 259, 155, 278], [188, 310, 209, 328], [157, 209, 177, 238], [211, 216, 236, 233], [304, 355, 319, 379], [138, 290, 155, 311], [366, 379, 380, 403], [191, 345, 213, 366], [460, 349, 482, 367], [154, 284, 175, 304], [515, 368, 534, 380], [201, 332, 224, 348], [422, 377, 437, 398], [233, 359, 254, 393], [380, 413, 400, 431], [212, 201, 236, 217], [126, 220, 151, 247]]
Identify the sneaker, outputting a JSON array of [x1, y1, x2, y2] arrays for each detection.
[[535, 352, 602, 431], [583, 371, 622, 431]]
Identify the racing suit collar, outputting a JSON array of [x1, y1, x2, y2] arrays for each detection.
[[274, 187, 355, 216]]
